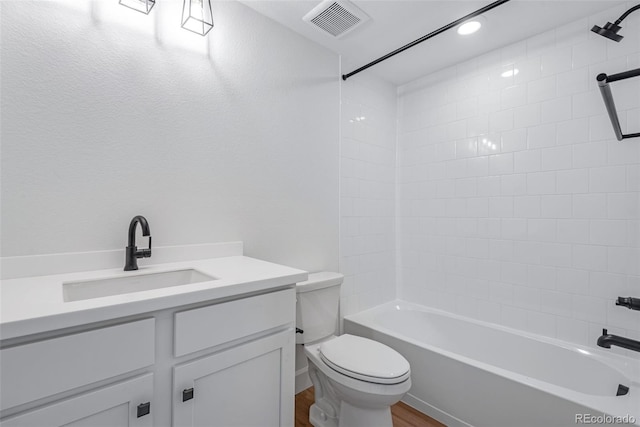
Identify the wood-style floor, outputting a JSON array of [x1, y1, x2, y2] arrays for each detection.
[[295, 387, 446, 427]]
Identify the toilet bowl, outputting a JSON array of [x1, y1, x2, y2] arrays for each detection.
[[296, 272, 411, 427], [305, 334, 411, 427]]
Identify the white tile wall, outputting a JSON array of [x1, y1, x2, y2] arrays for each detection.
[[397, 3, 640, 351], [340, 74, 397, 317]]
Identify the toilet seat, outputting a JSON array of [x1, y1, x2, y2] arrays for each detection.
[[319, 335, 410, 385]]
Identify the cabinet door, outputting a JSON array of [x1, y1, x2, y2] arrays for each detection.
[[173, 330, 294, 427], [1, 374, 153, 427]]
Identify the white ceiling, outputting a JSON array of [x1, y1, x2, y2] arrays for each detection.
[[241, 0, 625, 86]]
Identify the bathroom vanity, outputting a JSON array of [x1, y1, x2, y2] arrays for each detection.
[[0, 245, 307, 427]]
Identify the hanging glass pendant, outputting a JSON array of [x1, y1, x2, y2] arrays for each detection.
[[119, 0, 155, 14], [182, 0, 214, 36]]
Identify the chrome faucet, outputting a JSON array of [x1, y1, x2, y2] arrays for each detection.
[[597, 329, 640, 353], [124, 215, 152, 271]]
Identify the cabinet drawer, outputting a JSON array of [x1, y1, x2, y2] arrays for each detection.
[[0, 318, 155, 411], [174, 288, 295, 357], [1, 374, 154, 427]]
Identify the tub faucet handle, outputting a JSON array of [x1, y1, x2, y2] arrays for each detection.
[[616, 296, 640, 311]]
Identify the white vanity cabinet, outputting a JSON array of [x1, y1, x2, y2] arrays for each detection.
[[0, 287, 296, 427]]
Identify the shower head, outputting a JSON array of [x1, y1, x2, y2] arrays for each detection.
[[591, 22, 623, 42], [591, 4, 640, 42]]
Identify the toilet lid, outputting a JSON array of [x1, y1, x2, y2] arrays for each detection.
[[319, 334, 410, 385]]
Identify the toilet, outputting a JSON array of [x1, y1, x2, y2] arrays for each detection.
[[296, 272, 411, 427]]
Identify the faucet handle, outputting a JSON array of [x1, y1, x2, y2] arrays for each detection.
[[602, 328, 608, 335], [616, 296, 640, 310], [140, 236, 152, 258]]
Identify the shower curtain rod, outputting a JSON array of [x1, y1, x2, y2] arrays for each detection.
[[341, 0, 512, 81], [597, 68, 640, 141]]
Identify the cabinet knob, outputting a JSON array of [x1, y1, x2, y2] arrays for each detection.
[[137, 402, 150, 418], [182, 388, 194, 402]]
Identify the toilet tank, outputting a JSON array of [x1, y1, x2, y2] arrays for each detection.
[[296, 272, 343, 344]]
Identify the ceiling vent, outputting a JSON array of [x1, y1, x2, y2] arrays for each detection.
[[303, 0, 370, 39]]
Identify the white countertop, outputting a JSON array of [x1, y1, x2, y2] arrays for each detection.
[[0, 256, 308, 340]]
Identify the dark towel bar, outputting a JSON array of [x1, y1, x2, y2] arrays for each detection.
[[596, 68, 640, 141]]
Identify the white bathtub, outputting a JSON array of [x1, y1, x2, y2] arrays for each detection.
[[344, 301, 640, 427]]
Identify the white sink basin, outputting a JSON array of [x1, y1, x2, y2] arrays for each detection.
[[63, 269, 217, 302]]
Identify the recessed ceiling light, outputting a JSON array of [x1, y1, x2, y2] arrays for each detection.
[[457, 20, 482, 35], [501, 68, 520, 78]]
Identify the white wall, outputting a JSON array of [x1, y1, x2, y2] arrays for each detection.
[[0, 0, 339, 272], [340, 73, 397, 316], [397, 3, 640, 350]]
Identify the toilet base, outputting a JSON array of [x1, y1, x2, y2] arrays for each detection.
[[339, 402, 393, 427], [309, 400, 393, 427]]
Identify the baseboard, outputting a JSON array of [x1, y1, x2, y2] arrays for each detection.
[[295, 366, 312, 394], [402, 393, 472, 427]]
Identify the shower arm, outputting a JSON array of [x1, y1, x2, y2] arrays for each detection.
[[613, 4, 640, 25], [597, 68, 640, 141]]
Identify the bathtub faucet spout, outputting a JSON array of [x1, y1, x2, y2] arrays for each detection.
[[597, 329, 640, 353]]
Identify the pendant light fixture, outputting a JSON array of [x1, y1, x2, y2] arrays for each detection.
[[119, 0, 155, 14], [181, 0, 214, 36]]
